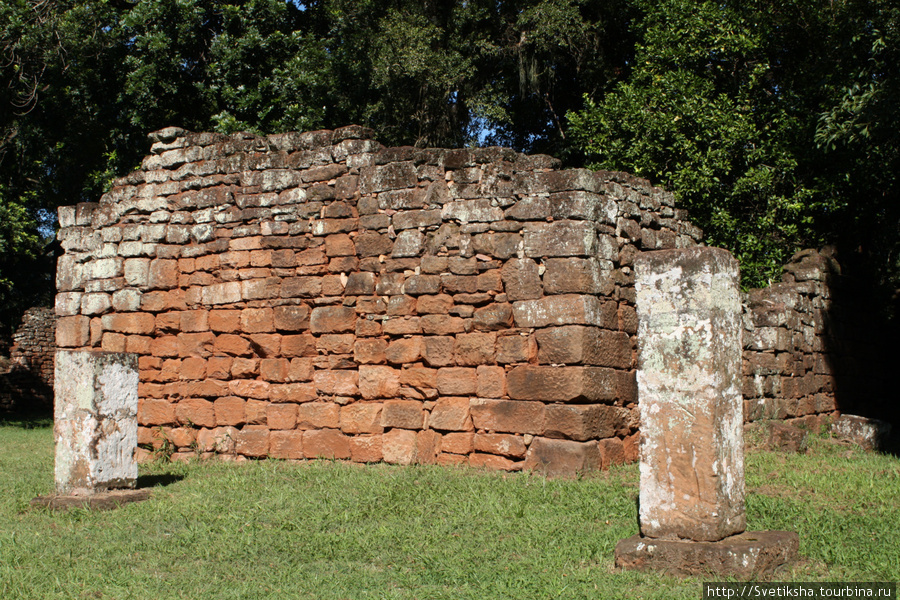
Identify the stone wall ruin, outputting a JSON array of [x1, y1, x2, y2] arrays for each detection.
[[53, 125, 848, 472]]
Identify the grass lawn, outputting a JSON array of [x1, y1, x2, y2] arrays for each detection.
[[1, 421, 897, 599]]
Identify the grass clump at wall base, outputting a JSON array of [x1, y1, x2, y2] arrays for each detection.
[[1, 426, 898, 600]]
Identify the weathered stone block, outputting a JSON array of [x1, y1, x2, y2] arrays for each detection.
[[54, 350, 139, 495], [524, 221, 597, 257], [635, 247, 745, 542], [469, 399, 544, 435], [506, 366, 617, 402], [534, 326, 631, 368], [523, 437, 601, 478], [512, 295, 616, 328]]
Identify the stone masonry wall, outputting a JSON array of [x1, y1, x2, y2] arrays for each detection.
[[742, 249, 842, 428], [54, 126, 702, 472], [0, 306, 57, 413]]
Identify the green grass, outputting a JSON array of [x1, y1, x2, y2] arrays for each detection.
[[0, 424, 897, 600]]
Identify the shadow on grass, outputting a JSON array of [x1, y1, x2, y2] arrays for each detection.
[[137, 473, 185, 489], [0, 408, 52, 429]]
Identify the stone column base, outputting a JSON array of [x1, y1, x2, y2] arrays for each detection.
[[31, 489, 151, 512], [615, 531, 799, 579]]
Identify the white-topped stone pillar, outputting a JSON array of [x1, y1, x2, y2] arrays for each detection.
[[634, 247, 745, 542], [54, 350, 139, 495]]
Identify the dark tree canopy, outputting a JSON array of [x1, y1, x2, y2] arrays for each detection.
[[0, 0, 897, 336]]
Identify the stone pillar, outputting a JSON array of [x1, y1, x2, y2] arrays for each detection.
[[635, 247, 744, 541], [54, 350, 139, 495], [615, 247, 798, 578]]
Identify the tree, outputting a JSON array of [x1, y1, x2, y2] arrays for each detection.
[[569, 0, 898, 295]]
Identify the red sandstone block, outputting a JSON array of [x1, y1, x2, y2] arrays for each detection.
[[270, 383, 317, 403], [310, 306, 356, 333], [282, 334, 316, 357], [617, 370, 637, 404], [381, 400, 424, 429], [359, 365, 400, 399], [90, 317, 103, 345], [231, 358, 259, 379], [350, 435, 383, 463], [399, 366, 437, 390], [180, 357, 207, 380], [416, 430, 442, 464], [101, 312, 156, 334], [267, 403, 298, 430], [381, 317, 422, 335], [207, 356, 233, 379], [623, 432, 640, 463], [523, 437, 601, 478], [506, 366, 617, 402], [436, 367, 477, 396], [179, 378, 229, 398], [325, 233, 355, 257], [176, 397, 216, 428], [297, 402, 341, 429], [273, 305, 310, 331], [167, 427, 197, 450], [214, 334, 254, 357], [428, 397, 472, 431], [177, 332, 215, 358], [155, 312, 180, 334], [236, 425, 269, 457], [180, 310, 209, 332], [416, 294, 454, 314], [354, 338, 387, 364], [126, 335, 152, 355], [241, 308, 274, 333], [221, 250, 251, 269], [437, 453, 468, 466], [470, 399, 545, 435], [150, 336, 178, 358], [303, 429, 351, 459], [209, 309, 242, 333], [196, 426, 238, 454], [422, 336, 455, 366], [534, 326, 632, 368], [474, 433, 527, 458], [385, 337, 423, 364], [597, 437, 626, 469], [496, 334, 537, 364], [420, 314, 466, 335], [248, 333, 282, 357], [314, 370, 359, 396], [140, 397, 175, 426], [287, 358, 314, 382], [382, 429, 418, 465], [543, 404, 627, 441], [469, 453, 519, 471], [228, 379, 270, 400], [270, 430, 304, 459], [341, 403, 384, 434], [214, 396, 246, 427], [476, 365, 506, 398], [386, 295, 416, 316], [241, 277, 281, 301], [260, 358, 289, 382], [245, 399, 268, 425], [316, 333, 355, 354], [441, 431, 475, 454], [453, 332, 496, 366], [101, 332, 126, 353], [149, 259, 179, 289]]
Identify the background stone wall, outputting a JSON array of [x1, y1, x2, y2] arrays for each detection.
[[53, 126, 853, 471], [53, 126, 703, 471], [0, 306, 57, 413]]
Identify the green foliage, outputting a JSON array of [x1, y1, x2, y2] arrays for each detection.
[[569, 0, 899, 296]]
